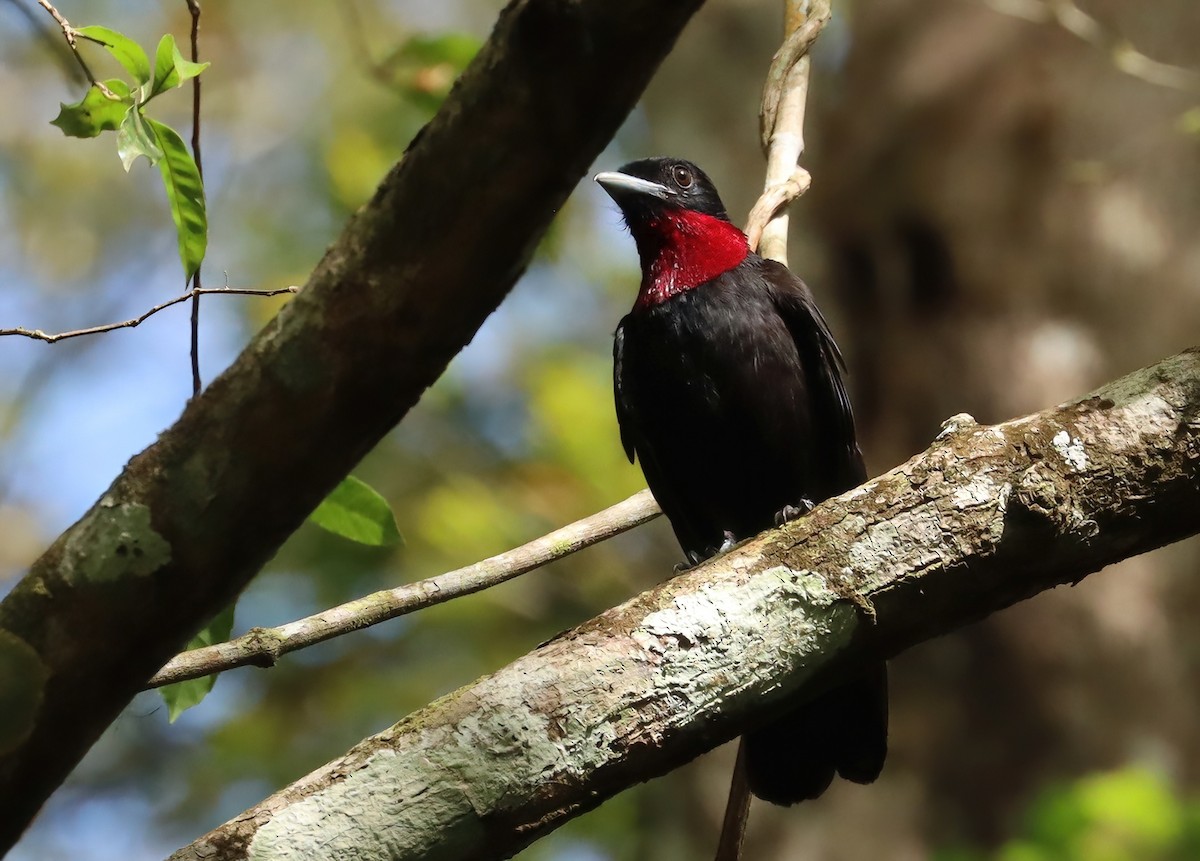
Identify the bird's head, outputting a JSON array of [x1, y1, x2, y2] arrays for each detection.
[[595, 157, 750, 308]]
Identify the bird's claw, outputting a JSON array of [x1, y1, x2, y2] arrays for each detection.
[[774, 498, 815, 526], [675, 532, 739, 571], [704, 531, 738, 558], [674, 549, 708, 573]]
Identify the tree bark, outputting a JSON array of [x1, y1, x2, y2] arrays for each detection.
[[0, 0, 706, 848], [171, 348, 1200, 861]]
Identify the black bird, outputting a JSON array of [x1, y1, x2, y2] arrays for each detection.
[[595, 157, 887, 805]]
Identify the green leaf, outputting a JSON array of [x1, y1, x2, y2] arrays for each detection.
[[159, 603, 235, 722], [116, 106, 162, 170], [310, 476, 402, 546], [76, 25, 151, 85], [1178, 106, 1200, 137], [379, 33, 480, 111], [145, 118, 207, 280], [147, 34, 210, 102], [50, 80, 132, 138]]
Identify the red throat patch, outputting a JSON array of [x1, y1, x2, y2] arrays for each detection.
[[632, 209, 750, 309]]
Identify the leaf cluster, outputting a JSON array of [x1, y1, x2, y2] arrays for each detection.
[[50, 27, 209, 280]]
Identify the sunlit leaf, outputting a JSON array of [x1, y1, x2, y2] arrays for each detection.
[[145, 118, 207, 279], [116, 106, 162, 171], [76, 25, 151, 85], [1076, 769, 1182, 849], [147, 34, 210, 102], [50, 80, 132, 138], [379, 33, 480, 111], [160, 603, 235, 722], [1177, 107, 1200, 137], [310, 476, 402, 546]]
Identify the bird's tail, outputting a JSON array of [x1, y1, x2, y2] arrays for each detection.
[[743, 662, 889, 805]]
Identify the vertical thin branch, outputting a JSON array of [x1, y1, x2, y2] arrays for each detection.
[[186, 0, 204, 396], [743, 0, 831, 261], [713, 741, 752, 861], [718, 4, 832, 859]]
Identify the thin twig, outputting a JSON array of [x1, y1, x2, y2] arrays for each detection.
[[983, 0, 1200, 93], [338, 0, 390, 86], [6, 0, 86, 84], [146, 489, 663, 688], [743, 0, 831, 260], [0, 287, 299, 344], [35, 0, 119, 99], [713, 740, 752, 861], [722, 4, 832, 859], [186, 0, 204, 396]]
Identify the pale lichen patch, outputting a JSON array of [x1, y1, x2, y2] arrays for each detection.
[[952, 473, 1003, 509], [1052, 430, 1088, 471], [61, 501, 171, 583]]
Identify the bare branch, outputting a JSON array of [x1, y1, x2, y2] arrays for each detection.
[[146, 490, 662, 688], [713, 742, 752, 861], [984, 0, 1200, 93], [0, 287, 299, 344], [6, 0, 86, 84], [171, 348, 1200, 861], [744, 0, 831, 262], [35, 0, 119, 99]]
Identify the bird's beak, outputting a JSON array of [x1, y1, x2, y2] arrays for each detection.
[[594, 171, 672, 202]]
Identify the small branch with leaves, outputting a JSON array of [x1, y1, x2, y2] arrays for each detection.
[[41, 7, 211, 296], [36, 2, 214, 390]]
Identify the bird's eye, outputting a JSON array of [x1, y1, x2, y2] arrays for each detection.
[[672, 165, 694, 190]]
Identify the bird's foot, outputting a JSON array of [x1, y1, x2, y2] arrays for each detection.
[[674, 532, 739, 572], [702, 531, 739, 559], [774, 498, 815, 527]]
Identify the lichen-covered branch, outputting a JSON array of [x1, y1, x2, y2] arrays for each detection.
[[171, 348, 1200, 861], [0, 0, 705, 848]]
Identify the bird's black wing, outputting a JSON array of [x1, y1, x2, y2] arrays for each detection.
[[612, 319, 638, 464], [760, 259, 867, 487], [613, 316, 710, 557]]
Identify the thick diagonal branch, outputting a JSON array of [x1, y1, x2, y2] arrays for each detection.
[[0, 0, 705, 848], [172, 348, 1200, 861]]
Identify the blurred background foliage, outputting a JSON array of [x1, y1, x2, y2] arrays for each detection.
[[937, 768, 1200, 861], [1, 0, 1198, 859]]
